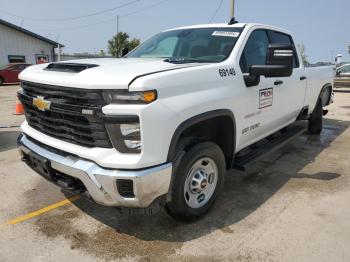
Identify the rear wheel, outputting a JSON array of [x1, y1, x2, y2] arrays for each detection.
[[165, 141, 226, 221], [308, 99, 323, 135], [0, 77, 3, 86]]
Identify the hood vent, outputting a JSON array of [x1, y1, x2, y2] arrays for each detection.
[[44, 63, 99, 73]]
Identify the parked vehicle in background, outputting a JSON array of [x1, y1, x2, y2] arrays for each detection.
[[17, 22, 334, 221], [0, 64, 31, 85], [336, 64, 350, 77], [334, 63, 350, 88]]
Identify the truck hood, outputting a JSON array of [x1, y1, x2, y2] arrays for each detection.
[[19, 58, 200, 89]]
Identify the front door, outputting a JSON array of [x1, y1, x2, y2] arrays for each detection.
[[237, 28, 306, 150], [238, 29, 279, 148]]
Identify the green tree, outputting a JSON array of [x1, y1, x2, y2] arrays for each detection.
[[128, 38, 141, 51], [108, 32, 140, 57], [99, 49, 106, 56]]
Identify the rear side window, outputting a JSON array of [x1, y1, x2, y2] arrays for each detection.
[[268, 31, 299, 68], [239, 30, 269, 74]]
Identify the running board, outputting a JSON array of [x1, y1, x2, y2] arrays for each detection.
[[233, 123, 307, 171]]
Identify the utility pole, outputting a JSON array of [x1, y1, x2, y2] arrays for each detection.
[[57, 43, 61, 61], [56, 34, 61, 62], [116, 15, 119, 58]]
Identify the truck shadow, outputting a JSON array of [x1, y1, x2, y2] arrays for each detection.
[[69, 118, 348, 242]]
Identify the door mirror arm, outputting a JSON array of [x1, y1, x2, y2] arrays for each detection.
[[244, 74, 260, 87]]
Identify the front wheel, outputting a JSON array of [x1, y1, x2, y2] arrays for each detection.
[[165, 142, 226, 221], [0, 78, 3, 86]]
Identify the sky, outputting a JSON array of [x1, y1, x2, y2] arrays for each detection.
[[0, 0, 349, 63]]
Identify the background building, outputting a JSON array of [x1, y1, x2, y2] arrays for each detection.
[[0, 19, 63, 65]]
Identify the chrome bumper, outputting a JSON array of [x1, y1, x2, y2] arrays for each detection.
[[18, 134, 172, 208]]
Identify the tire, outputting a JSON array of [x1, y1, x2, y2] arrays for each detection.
[[165, 141, 226, 221], [0, 77, 3, 86], [308, 98, 323, 135]]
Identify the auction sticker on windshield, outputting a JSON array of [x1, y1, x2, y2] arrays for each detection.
[[259, 88, 273, 109], [212, 31, 240, 37]]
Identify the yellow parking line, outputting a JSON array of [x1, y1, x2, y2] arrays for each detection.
[[3, 195, 80, 227]]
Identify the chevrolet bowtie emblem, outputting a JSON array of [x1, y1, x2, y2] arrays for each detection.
[[33, 96, 51, 111]]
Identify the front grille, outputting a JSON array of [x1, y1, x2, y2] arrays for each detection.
[[19, 81, 112, 148]]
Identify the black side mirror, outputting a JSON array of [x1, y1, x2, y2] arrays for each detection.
[[245, 44, 294, 87], [121, 48, 129, 57], [336, 69, 340, 76]]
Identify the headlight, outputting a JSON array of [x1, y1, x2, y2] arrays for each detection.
[[120, 123, 142, 152], [106, 121, 142, 154], [103, 90, 157, 104]]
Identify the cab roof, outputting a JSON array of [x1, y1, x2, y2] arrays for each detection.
[[165, 23, 292, 36], [166, 23, 247, 31]]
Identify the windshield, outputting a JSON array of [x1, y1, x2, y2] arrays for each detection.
[[127, 27, 242, 63]]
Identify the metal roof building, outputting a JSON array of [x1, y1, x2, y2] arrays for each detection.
[[0, 18, 64, 65]]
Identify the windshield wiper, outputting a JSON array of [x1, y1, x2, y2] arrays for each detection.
[[164, 58, 214, 64]]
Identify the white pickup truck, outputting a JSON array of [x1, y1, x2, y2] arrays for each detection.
[[17, 22, 334, 221]]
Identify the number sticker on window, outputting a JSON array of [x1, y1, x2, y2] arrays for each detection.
[[212, 31, 240, 38]]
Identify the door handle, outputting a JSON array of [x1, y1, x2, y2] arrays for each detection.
[[274, 80, 283, 86], [300, 76, 307, 81]]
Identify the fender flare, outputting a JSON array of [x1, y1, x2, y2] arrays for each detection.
[[166, 109, 237, 166]]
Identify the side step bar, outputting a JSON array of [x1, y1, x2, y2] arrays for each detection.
[[234, 123, 307, 171]]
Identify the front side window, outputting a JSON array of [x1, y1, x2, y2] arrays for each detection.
[[127, 28, 242, 63], [239, 30, 269, 73]]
